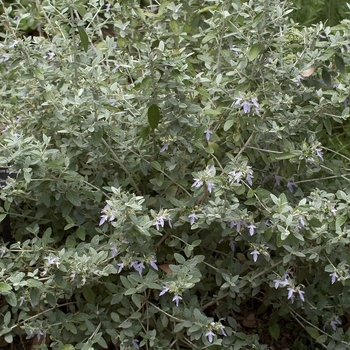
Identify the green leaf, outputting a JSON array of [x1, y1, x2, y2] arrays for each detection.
[[224, 119, 234, 131], [147, 104, 160, 129], [248, 43, 262, 61], [335, 55, 345, 73], [66, 190, 81, 206], [174, 253, 186, 264], [76, 227, 86, 241], [278, 225, 290, 240], [82, 286, 95, 303], [60, 345, 75, 350], [305, 326, 319, 339], [30, 287, 40, 306], [0, 282, 11, 293], [151, 161, 162, 171], [269, 324, 280, 341], [78, 26, 89, 52], [322, 68, 332, 87], [5, 291, 17, 306]]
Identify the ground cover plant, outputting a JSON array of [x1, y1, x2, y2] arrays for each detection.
[[1, 0, 350, 349]]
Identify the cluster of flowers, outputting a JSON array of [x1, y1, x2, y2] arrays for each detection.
[[273, 273, 305, 303]]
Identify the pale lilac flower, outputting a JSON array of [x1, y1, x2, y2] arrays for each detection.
[[111, 246, 118, 258], [117, 262, 124, 273], [45, 255, 60, 268], [132, 339, 139, 349], [204, 129, 213, 141], [99, 205, 115, 226], [315, 149, 324, 161], [48, 51, 55, 60], [1, 125, 9, 133], [247, 224, 256, 236], [250, 249, 260, 262], [188, 212, 198, 225], [273, 276, 289, 289], [299, 217, 305, 227], [112, 64, 120, 73], [160, 143, 169, 152], [287, 181, 298, 193], [19, 295, 25, 307], [242, 101, 252, 113], [229, 241, 235, 252], [230, 220, 244, 232], [220, 327, 227, 336], [274, 175, 281, 187], [36, 330, 45, 341], [228, 170, 242, 183], [298, 289, 305, 302], [205, 330, 215, 343], [251, 97, 260, 110], [287, 287, 295, 303], [159, 286, 169, 296], [330, 272, 339, 284], [172, 294, 182, 307], [192, 178, 203, 188], [106, 3, 111, 12], [154, 216, 165, 230], [154, 213, 172, 230], [246, 172, 254, 186], [131, 261, 145, 276], [9, 40, 18, 48], [330, 316, 342, 331], [206, 180, 215, 193], [150, 258, 158, 270]]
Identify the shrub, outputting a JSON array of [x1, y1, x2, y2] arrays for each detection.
[[1, 0, 350, 349]]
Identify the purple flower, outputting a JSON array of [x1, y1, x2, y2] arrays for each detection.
[[220, 327, 227, 336], [330, 272, 339, 284], [229, 241, 235, 252], [154, 216, 165, 230], [131, 261, 145, 276], [117, 262, 124, 273], [247, 224, 256, 236], [132, 339, 139, 349], [242, 101, 252, 113], [188, 212, 198, 225], [159, 286, 169, 296], [299, 217, 305, 227], [160, 143, 169, 152], [204, 129, 213, 141], [106, 3, 111, 13], [330, 316, 342, 331], [230, 220, 244, 232], [287, 287, 295, 303], [99, 205, 115, 226], [250, 249, 260, 262], [111, 246, 118, 258], [172, 294, 182, 307], [298, 289, 305, 302], [9, 40, 18, 48], [150, 258, 158, 270], [315, 149, 324, 161], [45, 255, 60, 267], [287, 181, 298, 193], [205, 330, 215, 343], [273, 276, 289, 289], [206, 180, 215, 193], [192, 178, 203, 188], [19, 295, 25, 307], [246, 172, 253, 186], [274, 175, 281, 187]]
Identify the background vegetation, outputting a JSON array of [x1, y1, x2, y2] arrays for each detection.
[[1, 0, 350, 349]]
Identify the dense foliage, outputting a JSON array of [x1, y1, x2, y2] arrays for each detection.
[[1, 0, 350, 349]]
